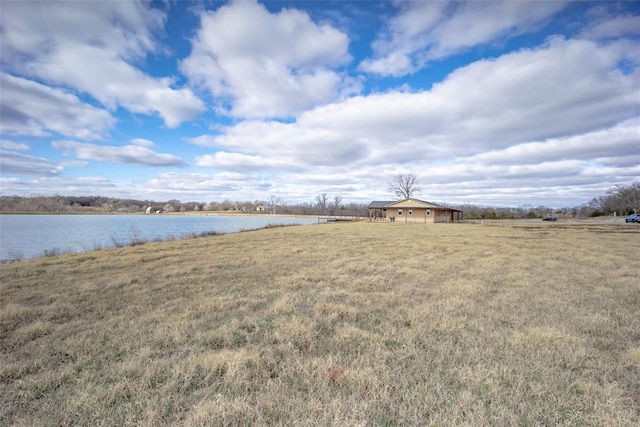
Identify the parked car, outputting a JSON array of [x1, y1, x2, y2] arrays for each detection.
[[542, 216, 557, 221], [626, 213, 640, 223]]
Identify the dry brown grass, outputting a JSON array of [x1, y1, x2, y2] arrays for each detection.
[[1, 221, 639, 425]]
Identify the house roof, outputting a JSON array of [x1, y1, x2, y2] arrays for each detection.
[[368, 201, 394, 208], [369, 198, 463, 212]]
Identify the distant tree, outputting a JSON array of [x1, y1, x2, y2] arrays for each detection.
[[101, 202, 114, 213], [604, 182, 640, 214], [294, 201, 316, 215], [481, 209, 497, 220], [315, 193, 329, 213], [166, 199, 182, 212], [388, 173, 420, 199], [331, 195, 343, 212], [339, 202, 365, 216], [266, 194, 283, 214], [220, 199, 235, 211]]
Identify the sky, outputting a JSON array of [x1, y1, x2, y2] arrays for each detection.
[[1, 0, 638, 208]]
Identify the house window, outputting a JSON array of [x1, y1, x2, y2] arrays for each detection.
[[398, 209, 403, 216], [408, 209, 413, 215], [426, 209, 431, 216]]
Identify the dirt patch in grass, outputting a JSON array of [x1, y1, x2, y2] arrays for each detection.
[[1, 221, 639, 425]]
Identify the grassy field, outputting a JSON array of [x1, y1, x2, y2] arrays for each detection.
[[1, 221, 639, 426]]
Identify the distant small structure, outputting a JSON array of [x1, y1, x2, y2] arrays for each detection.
[[145, 206, 162, 214]]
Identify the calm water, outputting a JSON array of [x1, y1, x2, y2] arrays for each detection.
[[0, 214, 317, 262]]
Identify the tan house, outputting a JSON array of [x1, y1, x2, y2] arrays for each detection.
[[368, 198, 463, 223]]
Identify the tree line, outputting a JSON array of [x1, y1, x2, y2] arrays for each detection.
[[587, 182, 640, 217], [1, 181, 637, 218], [0, 195, 369, 216]]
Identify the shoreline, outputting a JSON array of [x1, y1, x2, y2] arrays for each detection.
[[0, 214, 320, 263], [0, 211, 318, 218]]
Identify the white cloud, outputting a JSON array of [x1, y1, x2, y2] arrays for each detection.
[[137, 170, 363, 203], [195, 151, 298, 172], [358, 51, 413, 77], [468, 119, 640, 166], [0, 1, 204, 128], [376, 120, 640, 206], [179, 37, 639, 207], [0, 140, 30, 151], [360, 0, 568, 76], [581, 9, 640, 40], [52, 141, 189, 168], [142, 171, 272, 201], [430, 160, 587, 182], [181, 0, 351, 118], [0, 73, 114, 139], [130, 138, 155, 147], [0, 150, 64, 177], [0, 176, 117, 197], [189, 39, 638, 171], [188, 118, 370, 166], [595, 155, 640, 168]]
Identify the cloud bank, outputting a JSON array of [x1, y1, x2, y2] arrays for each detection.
[[0, 1, 638, 207]]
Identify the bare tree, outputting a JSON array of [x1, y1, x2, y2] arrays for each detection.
[[101, 202, 114, 213], [602, 181, 640, 214], [315, 193, 329, 213], [166, 199, 181, 212], [388, 173, 421, 199], [266, 194, 282, 214], [331, 195, 343, 212]]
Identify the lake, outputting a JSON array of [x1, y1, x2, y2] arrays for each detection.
[[0, 214, 318, 262]]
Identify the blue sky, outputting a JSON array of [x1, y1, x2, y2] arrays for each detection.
[[1, 0, 638, 207]]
